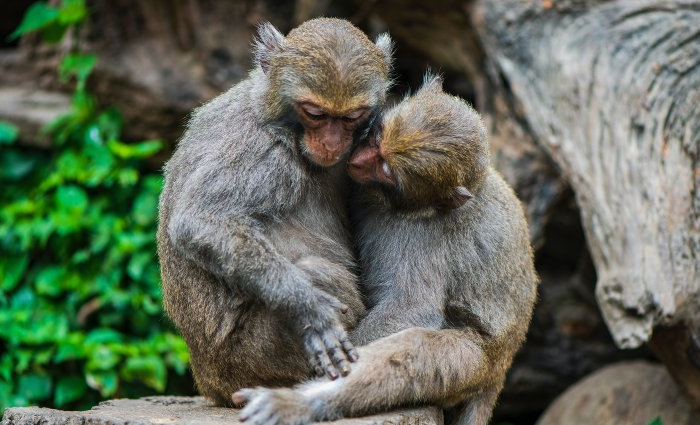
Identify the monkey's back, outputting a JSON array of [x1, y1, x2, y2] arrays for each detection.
[[157, 72, 362, 406], [354, 168, 538, 362]]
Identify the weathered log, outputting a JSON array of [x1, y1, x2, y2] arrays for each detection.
[[472, 0, 700, 406]]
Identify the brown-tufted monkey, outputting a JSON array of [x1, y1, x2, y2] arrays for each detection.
[[234, 75, 538, 425], [157, 18, 393, 406]]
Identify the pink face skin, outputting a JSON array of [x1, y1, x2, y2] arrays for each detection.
[[347, 132, 395, 186], [294, 102, 370, 167]]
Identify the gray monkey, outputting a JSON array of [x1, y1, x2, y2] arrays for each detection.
[[157, 18, 393, 406]]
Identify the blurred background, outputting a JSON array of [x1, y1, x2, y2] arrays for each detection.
[[1, 1, 698, 424]]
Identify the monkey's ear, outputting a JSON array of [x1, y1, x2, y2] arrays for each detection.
[[375, 33, 394, 69], [253, 22, 285, 74], [420, 72, 444, 93], [441, 186, 473, 210]]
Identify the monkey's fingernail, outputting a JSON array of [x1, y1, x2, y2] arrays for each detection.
[[340, 304, 349, 314], [327, 367, 339, 380], [341, 366, 350, 376], [349, 351, 359, 362]]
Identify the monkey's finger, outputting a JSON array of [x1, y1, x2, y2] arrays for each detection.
[[321, 331, 352, 376], [334, 328, 359, 362], [305, 332, 338, 380], [329, 344, 351, 376]]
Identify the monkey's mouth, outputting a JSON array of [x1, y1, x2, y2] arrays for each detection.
[[305, 149, 344, 167], [304, 142, 348, 167]]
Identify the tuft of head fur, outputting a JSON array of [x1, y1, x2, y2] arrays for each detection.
[[379, 74, 489, 210], [257, 18, 393, 122]]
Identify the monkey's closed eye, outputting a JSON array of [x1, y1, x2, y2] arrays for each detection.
[[342, 109, 368, 122], [381, 161, 392, 179], [300, 104, 327, 120]]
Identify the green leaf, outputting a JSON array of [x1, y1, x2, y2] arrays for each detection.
[[85, 328, 122, 344], [35, 266, 65, 296], [59, 54, 97, 91], [0, 254, 29, 292], [54, 375, 87, 407], [107, 139, 162, 160], [86, 345, 120, 371], [96, 108, 122, 141], [0, 149, 37, 181], [58, 0, 88, 25], [127, 252, 153, 280], [0, 121, 19, 145], [86, 371, 118, 397], [39, 21, 69, 43], [122, 355, 167, 392], [54, 333, 86, 362], [55, 185, 88, 213], [9, 2, 59, 40], [647, 418, 662, 425], [18, 374, 52, 401]]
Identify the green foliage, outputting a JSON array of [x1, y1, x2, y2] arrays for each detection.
[[9, 0, 88, 43], [0, 2, 190, 411], [647, 418, 662, 425], [0, 121, 19, 145]]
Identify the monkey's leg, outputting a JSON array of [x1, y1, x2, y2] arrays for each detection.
[[236, 327, 498, 425], [446, 389, 501, 425]]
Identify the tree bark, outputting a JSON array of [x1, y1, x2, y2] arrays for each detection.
[[471, 0, 700, 405]]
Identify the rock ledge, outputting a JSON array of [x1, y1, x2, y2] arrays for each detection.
[[1, 396, 442, 425]]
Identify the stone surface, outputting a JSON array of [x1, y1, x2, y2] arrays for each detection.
[[536, 361, 700, 425], [1, 396, 442, 425], [0, 87, 70, 148]]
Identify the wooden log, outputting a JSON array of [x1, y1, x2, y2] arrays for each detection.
[[472, 0, 700, 405]]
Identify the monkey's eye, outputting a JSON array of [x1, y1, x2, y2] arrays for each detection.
[[300, 104, 327, 121], [342, 108, 367, 122], [380, 161, 392, 179]]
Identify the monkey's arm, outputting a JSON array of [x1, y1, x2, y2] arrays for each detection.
[[167, 206, 358, 378], [236, 327, 499, 425]]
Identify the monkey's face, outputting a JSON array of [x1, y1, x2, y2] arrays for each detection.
[[347, 130, 395, 187], [256, 18, 393, 168], [294, 101, 372, 167], [350, 76, 489, 211]]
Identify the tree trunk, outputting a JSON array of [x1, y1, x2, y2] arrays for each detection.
[[472, 0, 700, 406]]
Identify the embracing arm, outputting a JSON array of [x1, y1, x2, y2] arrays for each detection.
[[165, 179, 357, 378]]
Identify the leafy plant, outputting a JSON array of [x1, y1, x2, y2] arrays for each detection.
[[0, 0, 190, 411]]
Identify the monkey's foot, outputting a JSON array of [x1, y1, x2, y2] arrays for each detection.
[[234, 387, 316, 425]]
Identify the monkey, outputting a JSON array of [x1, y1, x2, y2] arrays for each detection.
[[156, 18, 394, 407], [233, 75, 539, 425]]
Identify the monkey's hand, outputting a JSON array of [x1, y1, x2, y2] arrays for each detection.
[[294, 289, 359, 380], [234, 387, 316, 425]]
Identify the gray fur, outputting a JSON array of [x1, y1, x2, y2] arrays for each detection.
[[158, 16, 393, 404], [253, 22, 285, 73], [237, 81, 538, 425]]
